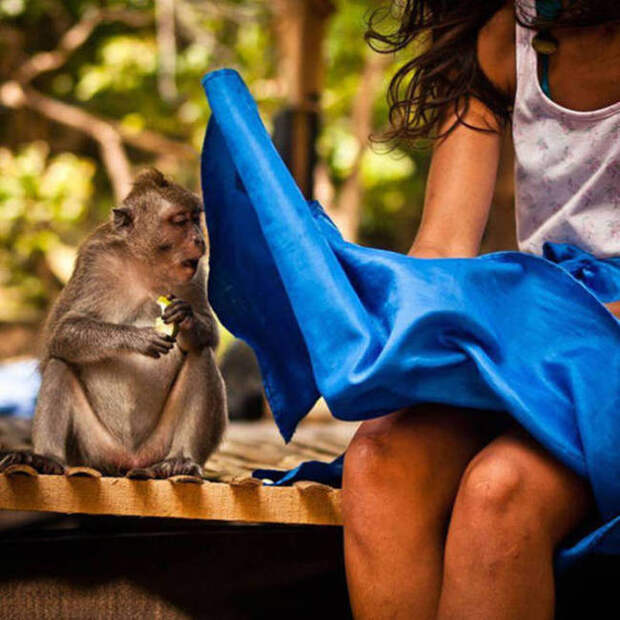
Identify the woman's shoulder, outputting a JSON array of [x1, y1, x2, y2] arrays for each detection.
[[477, 2, 517, 102]]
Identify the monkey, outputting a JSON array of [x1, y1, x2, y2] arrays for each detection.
[[0, 169, 226, 478]]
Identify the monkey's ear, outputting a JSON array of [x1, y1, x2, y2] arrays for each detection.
[[112, 207, 133, 230]]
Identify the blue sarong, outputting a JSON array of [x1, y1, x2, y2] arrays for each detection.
[[200, 68, 620, 569]]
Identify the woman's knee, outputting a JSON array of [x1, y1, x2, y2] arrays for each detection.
[[342, 406, 486, 530], [343, 418, 426, 499], [445, 449, 548, 573], [343, 409, 456, 496], [343, 427, 391, 489], [341, 421, 439, 549], [450, 435, 592, 552], [457, 449, 526, 517]]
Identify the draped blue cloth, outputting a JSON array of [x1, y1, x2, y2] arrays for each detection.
[[200, 68, 620, 569]]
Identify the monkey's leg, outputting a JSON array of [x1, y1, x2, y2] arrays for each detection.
[[0, 359, 122, 475], [0, 359, 73, 475], [132, 348, 227, 479], [39, 359, 122, 474]]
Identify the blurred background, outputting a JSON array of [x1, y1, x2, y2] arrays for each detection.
[[0, 0, 516, 367]]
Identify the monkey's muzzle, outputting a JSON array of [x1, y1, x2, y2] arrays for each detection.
[[181, 258, 200, 273]]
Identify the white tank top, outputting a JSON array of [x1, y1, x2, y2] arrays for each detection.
[[512, 21, 620, 258]]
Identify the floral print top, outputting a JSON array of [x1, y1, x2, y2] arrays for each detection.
[[513, 20, 620, 258]]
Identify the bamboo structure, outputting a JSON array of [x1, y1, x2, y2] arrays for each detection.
[[272, 0, 335, 198], [0, 419, 356, 525]]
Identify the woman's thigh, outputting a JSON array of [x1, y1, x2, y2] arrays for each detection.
[[342, 404, 514, 530]]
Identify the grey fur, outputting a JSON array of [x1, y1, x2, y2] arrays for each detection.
[[16, 170, 227, 476]]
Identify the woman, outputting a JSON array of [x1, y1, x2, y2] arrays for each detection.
[[342, 1, 619, 618]]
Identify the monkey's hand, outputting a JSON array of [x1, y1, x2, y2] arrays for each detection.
[[162, 298, 194, 332], [162, 298, 216, 353], [134, 327, 176, 358]]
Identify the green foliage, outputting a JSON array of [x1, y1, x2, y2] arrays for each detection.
[[0, 0, 429, 325], [361, 150, 429, 252], [0, 142, 95, 320], [76, 36, 157, 101], [320, 0, 430, 252], [0, 0, 25, 18]]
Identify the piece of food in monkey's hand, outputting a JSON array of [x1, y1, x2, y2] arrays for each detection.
[[155, 295, 179, 338]]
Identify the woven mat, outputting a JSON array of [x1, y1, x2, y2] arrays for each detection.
[[0, 414, 357, 483]]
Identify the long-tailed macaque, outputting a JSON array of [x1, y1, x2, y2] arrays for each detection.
[[0, 169, 226, 477]]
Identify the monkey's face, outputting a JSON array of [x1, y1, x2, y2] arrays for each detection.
[[153, 204, 207, 284], [113, 171, 208, 287]]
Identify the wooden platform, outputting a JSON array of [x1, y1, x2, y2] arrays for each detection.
[[0, 418, 357, 526]]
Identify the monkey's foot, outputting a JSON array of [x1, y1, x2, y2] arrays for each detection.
[[0, 451, 65, 475], [131, 457, 204, 480]]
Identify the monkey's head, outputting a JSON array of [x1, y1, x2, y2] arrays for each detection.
[[112, 169, 207, 286]]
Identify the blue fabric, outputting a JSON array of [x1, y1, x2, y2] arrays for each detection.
[[200, 68, 620, 569], [254, 455, 344, 489], [540, 54, 551, 98]]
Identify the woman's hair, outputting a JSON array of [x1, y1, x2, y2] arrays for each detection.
[[366, 1, 620, 148]]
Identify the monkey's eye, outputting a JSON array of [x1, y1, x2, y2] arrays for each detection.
[[171, 215, 187, 226]]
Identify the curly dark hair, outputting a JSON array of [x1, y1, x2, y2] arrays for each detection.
[[366, 0, 620, 148]]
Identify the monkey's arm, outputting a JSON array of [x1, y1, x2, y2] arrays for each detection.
[[50, 314, 175, 363], [183, 309, 219, 351], [167, 348, 226, 466]]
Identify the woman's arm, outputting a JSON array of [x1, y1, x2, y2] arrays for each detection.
[[408, 2, 515, 259], [605, 301, 620, 319], [408, 100, 503, 259]]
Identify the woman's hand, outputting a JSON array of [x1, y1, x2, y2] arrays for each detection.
[[605, 301, 620, 319]]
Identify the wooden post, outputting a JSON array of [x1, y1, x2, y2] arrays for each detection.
[[272, 0, 335, 198]]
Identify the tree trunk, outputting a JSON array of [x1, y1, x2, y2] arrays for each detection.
[[156, 0, 177, 103], [321, 52, 391, 242], [272, 0, 335, 198]]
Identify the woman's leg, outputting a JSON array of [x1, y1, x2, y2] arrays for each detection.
[[437, 428, 595, 620], [342, 405, 507, 620]]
